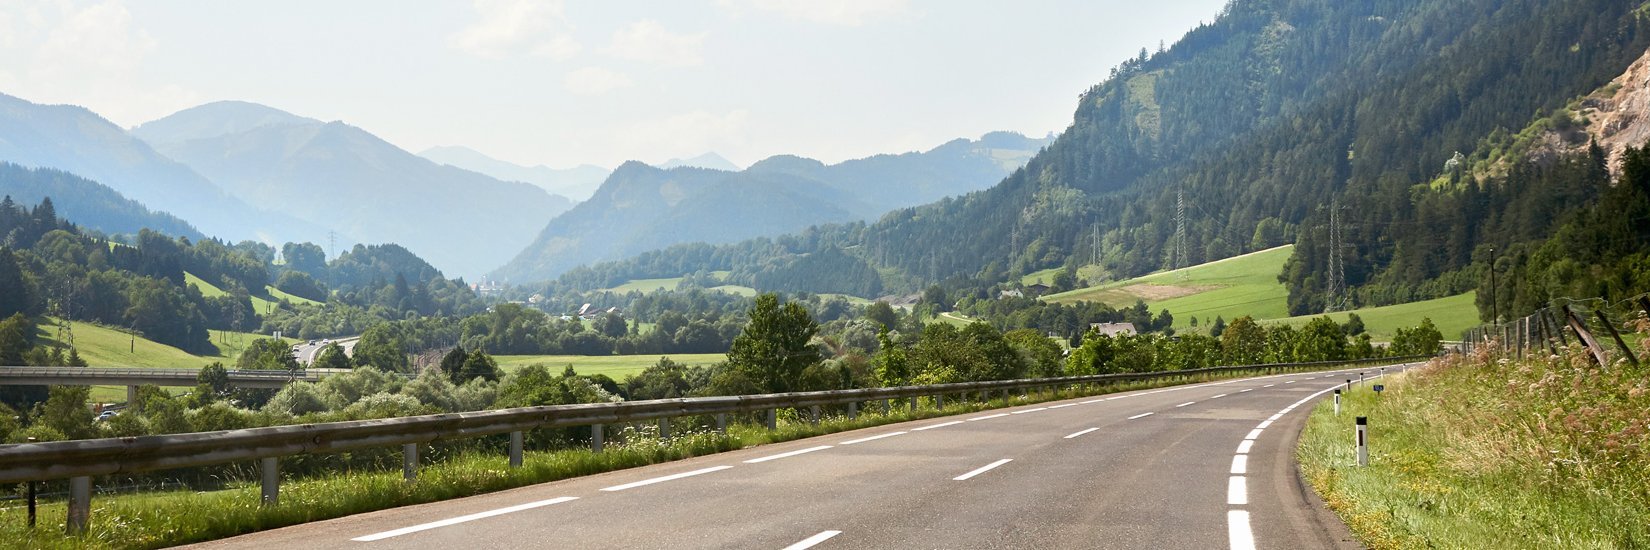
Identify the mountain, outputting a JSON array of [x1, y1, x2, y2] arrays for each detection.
[[657, 152, 742, 172], [0, 92, 326, 244], [528, 0, 1650, 316], [0, 162, 203, 240], [419, 145, 610, 201], [492, 132, 1050, 281], [133, 101, 575, 277]]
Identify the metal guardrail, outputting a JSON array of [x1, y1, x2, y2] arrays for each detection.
[[0, 366, 332, 388], [0, 355, 1419, 534]]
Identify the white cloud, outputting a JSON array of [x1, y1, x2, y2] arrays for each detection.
[[720, 0, 913, 26], [0, 0, 198, 126], [450, 0, 580, 60], [605, 20, 705, 67], [614, 109, 751, 162], [563, 66, 633, 95]]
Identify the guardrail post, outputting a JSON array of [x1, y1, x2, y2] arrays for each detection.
[[66, 476, 90, 535], [908, 397, 917, 413], [1355, 416, 1369, 466], [260, 456, 279, 506], [715, 413, 727, 433], [765, 408, 777, 429], [592, 423, 605, 452], [127, 385, 140, 411], [659, 418, 671, 440], [809, 405, 821, 425], [881, 399, 891, 414], [509, 431, 524, 468], [402, 444, 418, 481], [936, 394, 945, 410], [847, 401, 858, 420]]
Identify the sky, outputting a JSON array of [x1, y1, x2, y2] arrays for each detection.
[[0, 0, 1229, 169]]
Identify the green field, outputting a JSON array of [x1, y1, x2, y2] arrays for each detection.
[[1270, 292, 1479, 340], [35, 317, 292, 402], [1038, 245, 1479, 337], [184, 272, 322, 313], [493, 353, 727, 380], [1020, 264, 1109, 286], [604, 277, 684, 293], [1042, 245, 1295, 324]]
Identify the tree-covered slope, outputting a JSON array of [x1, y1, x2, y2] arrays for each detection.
[[0, 163, 202, 240]]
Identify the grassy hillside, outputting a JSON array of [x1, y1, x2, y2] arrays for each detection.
[[494, 353, 726, 381], [36, 317, 293, 403], [1039, 246, 1478, 337], [1043, 246, 1294, 324], [1269, 292, 1479, 341], [184, 271, 322, 313]]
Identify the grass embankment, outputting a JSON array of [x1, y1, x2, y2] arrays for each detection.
[[493, 353, 728, 380], [0, 365, 1364, 549], [1299, 346, 1650, 548], [184, 272, 321, 313]]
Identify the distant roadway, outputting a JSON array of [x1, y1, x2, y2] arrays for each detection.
[[290, 337, 361, 365], [185, 365, 1407, 549]]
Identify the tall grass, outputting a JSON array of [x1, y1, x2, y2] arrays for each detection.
[[2, 365, 1361, 549], [1299, 337, 1650, 549]]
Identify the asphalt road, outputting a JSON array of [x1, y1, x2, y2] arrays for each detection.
[[291, 337, 361, 365], [186, 365, 1409, 550]]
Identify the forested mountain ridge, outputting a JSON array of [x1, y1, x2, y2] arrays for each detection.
[[0, 93, 327, 245], [493, 132, 1050, 282], [133, 101, 574, 277], [527, 0, 1650, 322], [0, 163, 202, 240]]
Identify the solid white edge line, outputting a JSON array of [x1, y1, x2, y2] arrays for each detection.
[[1256, 420, 1273, 429], [1064, 427, 1100, 439], [1009, 407, 1049, 415], [1176, 401, 1196, 407], [1080, 399, 1106, 404], [912, 420, 965, 431], [1235, 440, 1254, 454], [954, 458, 1013, 481], [744, 445, 833, 464], [782, 530, 843, 550], [1227, 475, 1247, 505], [1230, 454, 1248, 474], [967, 413, 1010, 421], [840, 431, 906, 445], [1228, 510, 1257, 550], [1127, 412, 1155, 420], [600, 465, 732, 492], [1244, 429, 1264, 440], [351, 496, 579, 541], [1048, 403, 1077, 409]]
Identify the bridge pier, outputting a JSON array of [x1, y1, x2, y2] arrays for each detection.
[[126, 385, 140, 410]]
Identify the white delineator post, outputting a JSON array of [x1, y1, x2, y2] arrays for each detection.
[[1333, 389, 1341, 415], [1355, 416, 1369, 466]]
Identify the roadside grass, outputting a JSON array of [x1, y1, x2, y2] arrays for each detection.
[[1041, 245, 1294, 324], [1298, 346, 1650, 549], [493, 353, 728, 380], [0, 363, 1385, 549], [1268, 292, 1479, 341]]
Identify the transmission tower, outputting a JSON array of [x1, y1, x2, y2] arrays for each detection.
[[1325, 198, 1346, 312], [1173, 190, 1189, 280]]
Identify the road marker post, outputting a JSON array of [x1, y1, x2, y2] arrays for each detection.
[[1333, 389, 1341, 415], [1359, 372, 1366, 385], [508, 431, 523, 468], [1355, 416, 1369, 467], [1345, 379, 1352, 392]]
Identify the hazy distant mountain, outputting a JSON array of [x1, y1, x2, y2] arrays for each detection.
[[419, 145, 610, 201], [133, 101, 574, 277], [0, 162, 203, 240], [0, 92, 326, 243], [657, 152, 742, 172], [492, 132, 1050, 281]]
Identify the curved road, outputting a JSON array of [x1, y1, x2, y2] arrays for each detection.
[[186, 365, 1406, 549], [291, 337, 361, 365]]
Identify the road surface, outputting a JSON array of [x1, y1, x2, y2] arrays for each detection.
[[291, 337, 361, 365], [186, 365, 1406, 549]]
